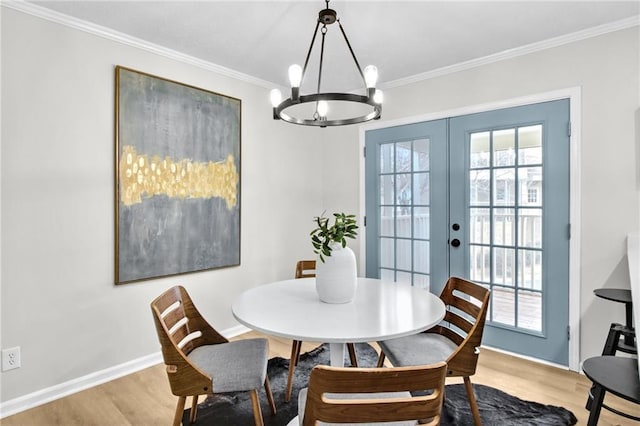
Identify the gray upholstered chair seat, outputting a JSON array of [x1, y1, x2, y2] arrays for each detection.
[[188, 338, 269, 393], [378, 333, 457, 367], [286, 388, 418, 426]]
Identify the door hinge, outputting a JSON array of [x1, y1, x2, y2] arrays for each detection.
[[567, 223, 571, 240], [363, 146, 367, 157], [363, 215, 367, 227], [567, 121, 571, 137], [567, 325, 571, 341]]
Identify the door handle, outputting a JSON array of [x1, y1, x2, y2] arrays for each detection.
[[450, 238, 461, 247]]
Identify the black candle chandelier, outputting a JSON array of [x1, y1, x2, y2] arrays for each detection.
[[270, 0, 383, 127]]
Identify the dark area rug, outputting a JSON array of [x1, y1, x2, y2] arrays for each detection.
[[183, 342, 577, 426]]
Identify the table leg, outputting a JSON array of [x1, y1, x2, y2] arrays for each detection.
[[329, 343, 346, 367]]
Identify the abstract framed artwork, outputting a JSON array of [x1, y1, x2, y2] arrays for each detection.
[[115, 66, 241, 284]]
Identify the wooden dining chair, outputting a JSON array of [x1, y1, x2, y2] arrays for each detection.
[[376, 276, 490, 426], [291, 362, 447, 426], [286, 260, 358, 402], [151, 285, 276, 426]]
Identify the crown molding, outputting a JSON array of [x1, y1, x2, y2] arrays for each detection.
[[1, 0, 276, 89], [2, 2, 639, 93], [381, 15, 640, 90]]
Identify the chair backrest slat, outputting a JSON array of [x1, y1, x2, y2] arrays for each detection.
[[302, 363, 446, 426], [295, 260, 317, 279], [150, 285, 230, 397], [443, 309, 474, 335], [434, 277, 490, 377]]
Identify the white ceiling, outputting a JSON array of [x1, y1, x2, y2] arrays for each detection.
[[26, 1, 640, 92]]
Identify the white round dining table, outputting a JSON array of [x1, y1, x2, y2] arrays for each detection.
[[232, 277, 446, 367]]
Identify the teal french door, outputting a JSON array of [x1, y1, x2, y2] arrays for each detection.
[[365, 99, 570, 365]]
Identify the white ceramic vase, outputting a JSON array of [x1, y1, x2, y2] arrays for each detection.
[[315, 243, 357, 303]]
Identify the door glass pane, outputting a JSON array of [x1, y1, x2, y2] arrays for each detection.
[[518, 289, 542, 332], [380, 268, 394, 281], [413, 274, 430, 290], [414, 240, 430, 273], [372, 136, 434, 287], [396, 142, 412, 173], [396, 210, 411, 238], [493, 208, 515, 245], [380, 175, 394, 204], [396, 173, 411, 208], [396, 271, 412, 285], [414, 139, 430, 171], [518, 208, 542, 248], [470, 170, 490, 205], [492, 287, 515, 326], [380, 207, 394, 237], [380, 143, 394, 173], [493, 247, 515, 286], [414, 207, 430, 239], [470, 208, 490, 244], [518, 249, 542, 290], [470, 245, 490, 282], [518, 125, 542, 165], [413, 173, 429, 205], [466, 121, 548, 334], [470, 131, 490, 168], [380, 238, 394, 268], [413, 207, 430, 240], [396, 239, 411, 270], [493, 129, 515, 166], [519, 167, 542, 206], [493, 168, 515, 206]]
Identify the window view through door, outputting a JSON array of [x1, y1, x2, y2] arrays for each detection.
[[366, 100, 570, 365], [468, 125, 544, 332], [365, 120, 448, 292], [378, 139, 431, 288]]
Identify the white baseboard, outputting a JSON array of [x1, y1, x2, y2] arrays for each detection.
[[0, 324, 251, 419], [481, 345, 571, 371]]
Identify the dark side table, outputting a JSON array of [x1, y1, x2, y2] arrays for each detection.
[[594, 288, 636, 354], [582, 356, 640, 425]]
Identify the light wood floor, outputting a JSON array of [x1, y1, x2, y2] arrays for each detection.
[[3, 331, 638, 426]]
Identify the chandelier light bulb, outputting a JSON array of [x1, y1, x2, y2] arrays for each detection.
[[288, 64, 303, 88], [270, 89, 282, 107], [373, 89, 384, 104], [317, 100, 329, 117], [364, 65, 378, 88]]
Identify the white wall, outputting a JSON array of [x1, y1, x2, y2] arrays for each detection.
[[324, 26, 640, 363], [0, 7, 326, 404], [2, 2, 639, 412]]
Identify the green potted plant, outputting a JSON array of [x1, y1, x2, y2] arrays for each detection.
[[310, 213, 358, 262], [310, 213, 359, 303]]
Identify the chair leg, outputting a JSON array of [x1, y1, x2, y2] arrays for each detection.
[[587, 384, 606, 426], [173, 396, 186, 426], [376, 351, 386, 368], [586, 322, 623, 410], [189, 395, 199, 424], [347, 343, 358, 367], [250, 389, 265, 426], [286, 340, 302, 402], [264, 376, 277, 415], [463, 376, 482, 426]]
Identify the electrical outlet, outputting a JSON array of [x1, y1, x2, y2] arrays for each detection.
[[2, 347, 21, 371]]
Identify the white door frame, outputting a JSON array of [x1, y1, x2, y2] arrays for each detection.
[[358, 87, 582, 372]]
